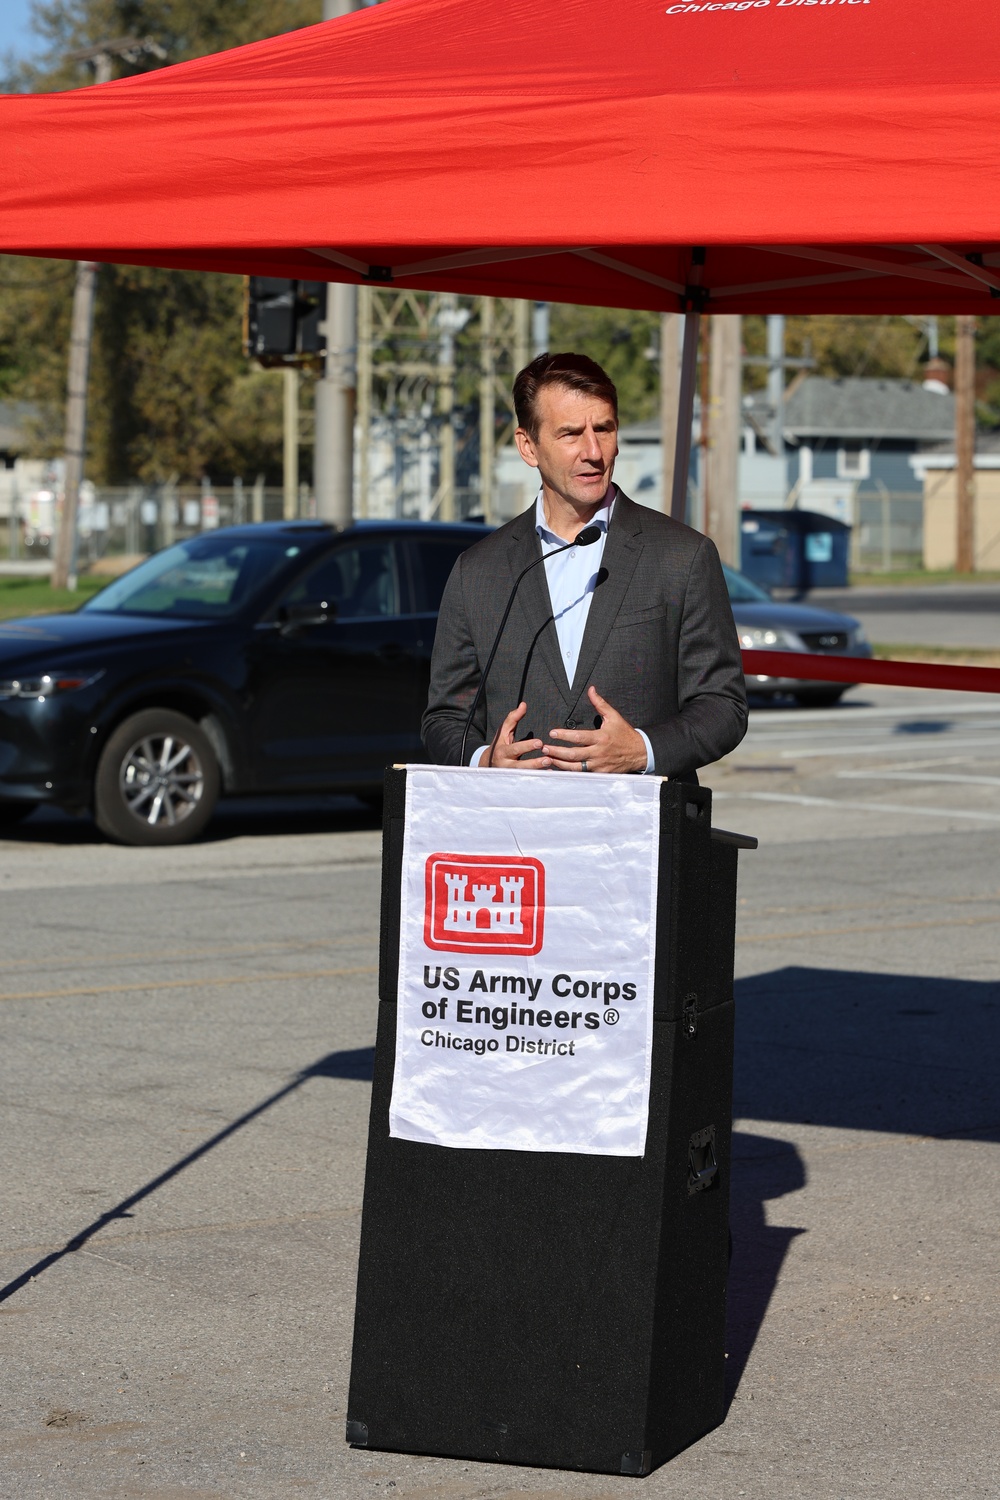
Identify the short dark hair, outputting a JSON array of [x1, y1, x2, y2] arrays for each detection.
[[513, 352, 618, 441]]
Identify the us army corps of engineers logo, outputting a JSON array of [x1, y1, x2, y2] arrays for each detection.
[[424, 853, 545, 956]]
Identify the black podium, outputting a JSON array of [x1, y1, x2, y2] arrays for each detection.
[[347, 771, 755, 1477]]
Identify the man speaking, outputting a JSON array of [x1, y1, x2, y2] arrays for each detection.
[[422, 352, 747, 778]]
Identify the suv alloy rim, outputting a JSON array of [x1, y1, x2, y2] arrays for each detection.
[[119, 734, 205, 828]]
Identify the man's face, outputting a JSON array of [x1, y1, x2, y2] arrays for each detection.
[[515, 385, 619, 511]]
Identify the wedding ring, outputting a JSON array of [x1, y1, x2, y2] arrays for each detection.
[[581, 759, 589, 772]]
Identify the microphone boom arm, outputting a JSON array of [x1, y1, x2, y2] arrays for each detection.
[[458, 524, 603, 769]]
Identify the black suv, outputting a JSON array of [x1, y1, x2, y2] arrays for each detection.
[[0, 520, 487, 845]]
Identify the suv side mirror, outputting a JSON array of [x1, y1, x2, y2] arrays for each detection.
[[279, 600, 337, 633]]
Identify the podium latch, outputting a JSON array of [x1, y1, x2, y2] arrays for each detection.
[[682, 992, 699, 1037], [688, 1125, 718, 1195]]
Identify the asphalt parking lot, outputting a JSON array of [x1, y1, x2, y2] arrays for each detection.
[[1, 683, 998, 1499]]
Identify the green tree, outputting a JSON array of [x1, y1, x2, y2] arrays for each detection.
[[548, 305, 661, 426], [7, 1, 320, 91], [548, 307, 1000, 429], [0, 1, 320, 484]]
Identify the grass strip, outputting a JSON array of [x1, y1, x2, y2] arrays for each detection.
[[852, 569, 1000, 586], [0, 575, 105, 620], [873, 643, 1000, 668]]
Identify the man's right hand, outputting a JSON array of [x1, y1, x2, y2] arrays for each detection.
[[485, 702, 552, 769]]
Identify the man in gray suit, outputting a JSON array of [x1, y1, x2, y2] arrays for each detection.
[[422, 352, 747, 778]]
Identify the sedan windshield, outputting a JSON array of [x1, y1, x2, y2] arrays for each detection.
[[722, 564, 771, 604], [83, 534, 305, 620]]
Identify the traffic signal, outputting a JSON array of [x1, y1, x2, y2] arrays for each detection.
[[244, 278, 326, 365]]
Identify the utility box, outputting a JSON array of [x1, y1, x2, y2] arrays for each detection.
[[740, 509, 851, 592]]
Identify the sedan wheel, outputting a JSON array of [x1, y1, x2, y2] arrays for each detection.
[[95, 709, 220, 846], [793, 687, 848, 708]]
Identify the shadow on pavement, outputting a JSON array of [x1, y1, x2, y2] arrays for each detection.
[[726, 1131, 806, 1406], [8, 967, 992, 1404], [1, 1036, 796, 1424], [725, 963, 1000, 1395], [735, 966, 1000, 1141], [0, 794, 382, 847], [0, 1045, 374, 1307]]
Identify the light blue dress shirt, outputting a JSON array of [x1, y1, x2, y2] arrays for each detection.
[[472, 488, 654, 772]]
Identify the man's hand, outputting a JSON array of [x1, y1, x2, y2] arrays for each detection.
[[543, 686, 647, 774], [485, 701, 553, 769]]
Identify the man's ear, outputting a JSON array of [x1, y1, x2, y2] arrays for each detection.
[[514, 426, 539, 469]]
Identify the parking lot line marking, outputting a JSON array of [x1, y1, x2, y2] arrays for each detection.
[[713, 790, 1000, 823], [749, 702, 1000, 725], [2, 1207, 362, 1260], [0, 933, 378, 974], [767, 736, 1000, 759], [833, 754, 985, 774], [838, 770, 1000, 787], [745, 890, 1000, 918], [0, 964, 378, 1005], [737, 913, 1000, 944]]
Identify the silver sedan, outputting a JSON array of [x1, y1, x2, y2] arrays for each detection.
[[724, 564, 873, 708]]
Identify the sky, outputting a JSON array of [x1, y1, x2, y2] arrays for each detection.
[[0, 0, 39, 61]]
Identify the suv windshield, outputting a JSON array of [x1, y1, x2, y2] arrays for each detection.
[[722, 564, 770, 604], [83, 534, 305, 620]]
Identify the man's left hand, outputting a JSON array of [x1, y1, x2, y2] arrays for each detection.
[[544, 686, 648, 774]]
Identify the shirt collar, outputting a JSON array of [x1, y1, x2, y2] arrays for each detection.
[[534, 485, 616, 545]]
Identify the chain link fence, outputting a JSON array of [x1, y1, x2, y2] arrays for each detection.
[[4, 482, 308, 568], [852, 492, 924, 574], [2, 478, 929, 577]]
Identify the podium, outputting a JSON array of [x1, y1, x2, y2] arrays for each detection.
[[347, 768, 755, 1477]]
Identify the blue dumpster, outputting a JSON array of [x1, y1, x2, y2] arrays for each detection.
[[739, 509, 851, 592]]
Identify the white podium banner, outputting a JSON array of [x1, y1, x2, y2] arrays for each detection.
[[389, 767, 661, 1156]]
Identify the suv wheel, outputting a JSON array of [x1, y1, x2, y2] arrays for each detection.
[[94, 709, 220, 847]]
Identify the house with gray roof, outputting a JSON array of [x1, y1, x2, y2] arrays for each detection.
[[778, 376, 955, 500], [496, 375, 959, 535]]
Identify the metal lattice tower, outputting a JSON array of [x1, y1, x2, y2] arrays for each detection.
[[355, 291, 529, 523]]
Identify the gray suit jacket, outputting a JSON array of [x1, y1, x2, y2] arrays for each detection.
[[421, 492, 748, 777]]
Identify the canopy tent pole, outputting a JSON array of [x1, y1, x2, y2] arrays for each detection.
[[670, 308, 700, 522]]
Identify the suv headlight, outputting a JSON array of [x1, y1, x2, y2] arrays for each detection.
[[851, 624, 869, 647], [738, 627, 799, 650], [0, 669, 104, 701]]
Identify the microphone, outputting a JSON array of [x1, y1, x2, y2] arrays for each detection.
[[460, 523, 603, 768]]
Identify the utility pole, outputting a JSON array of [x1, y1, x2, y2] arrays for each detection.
[[705, 315, 742, 566], [356, 285, 373, 519], [479, 297, 496, 523], [955, 314, 977, 572], [514, 301, 530, 378], [659, 313, 681, 514], [315, 0, 364, 526], [766, 314, 785, 460], [315, 278, 357, 527], [283, 368, 299, 519], [436, 295, 459, 521], [697, 316, 711, 533], [51, 36, 165, 589], [52, 258, 98, 590], [531, 302, 549, 360]]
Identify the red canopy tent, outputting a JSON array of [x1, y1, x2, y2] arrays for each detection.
[[1, 0, 999, 316], [3, 0, 1000, 694]]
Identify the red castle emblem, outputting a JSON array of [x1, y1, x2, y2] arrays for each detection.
[[424, 853, 545, 955]]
